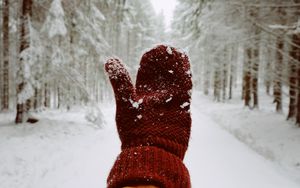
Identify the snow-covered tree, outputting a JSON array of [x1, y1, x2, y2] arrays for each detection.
[[7, 0, 166, 125], [1, 0, 9, 111], [15, 0, 33, 123], [41, 0, 67, 38], [172, 0, 300, 125]]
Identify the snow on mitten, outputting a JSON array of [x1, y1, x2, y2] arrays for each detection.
[[105, 45, 192, 188]]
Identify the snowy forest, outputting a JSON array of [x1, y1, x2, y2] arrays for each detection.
[[1, 0, 300, 187], [0, 0, 166, 123]]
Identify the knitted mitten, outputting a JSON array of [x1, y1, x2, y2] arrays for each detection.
[[105, 45, 192, 188]]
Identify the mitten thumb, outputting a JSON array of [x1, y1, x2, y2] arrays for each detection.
[[105, 58, 134, 103]]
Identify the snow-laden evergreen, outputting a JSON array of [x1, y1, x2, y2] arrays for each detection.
[[41, 0, 67, 38], [18, 20, 43, 104]]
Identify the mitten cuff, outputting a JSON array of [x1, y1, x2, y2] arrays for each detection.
[[107, 146, 191, 188]]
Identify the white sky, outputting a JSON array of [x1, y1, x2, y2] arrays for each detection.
[[150, 0, 178, 30]]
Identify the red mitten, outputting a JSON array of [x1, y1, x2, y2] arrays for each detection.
[[105, 45, 192, 188]]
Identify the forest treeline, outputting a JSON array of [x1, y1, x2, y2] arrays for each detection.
[[172, 0, 300, 125], [1, 0, 300, 126], [0, 0, 165, 123]]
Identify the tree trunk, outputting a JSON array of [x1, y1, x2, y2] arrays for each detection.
[[204, 66, 210, 95], [68, 11, 76, 109], [213, 65, 221, 102], [264, 34, 272, 96], [287, 54, 297, 120], [222, 59, 227, 101], [2, 0, 9, 111], [265, 59, 272, 95], [292, 34, 300, 125], [228, 45, 239, 99], [33, 88, 38, 110], [228, 45, 237, 100], [252, 47, 259, 108], [57, 86, 61, 109], [229, 64, 233, 100], [273, 37, 283, 112], [244, 47, 252, 107], [242, 61, 246, 100], [204, 51, 210, 95], [44, 83, 50, 108], [296, 60, 300, 126], [15, 0, 33, 123], [248, 7, 260, 108]]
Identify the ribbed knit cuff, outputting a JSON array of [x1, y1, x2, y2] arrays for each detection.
[[107, 146, 191, 188]]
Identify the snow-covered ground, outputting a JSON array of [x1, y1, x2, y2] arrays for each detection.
[[187, 91, 300, 187], [1, 91, 300, 188]]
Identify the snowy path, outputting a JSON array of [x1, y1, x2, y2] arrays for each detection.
[[186, 98, 299, 187], [0, 97, 299, 188]]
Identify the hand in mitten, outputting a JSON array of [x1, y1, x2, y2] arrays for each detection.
[[105, 45, 192, 188]]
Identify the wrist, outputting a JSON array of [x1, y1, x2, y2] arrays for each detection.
[[107, 146, 190, 188], [123, 186, 159, 188]]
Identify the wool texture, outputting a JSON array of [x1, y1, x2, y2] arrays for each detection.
[[105, 45, 192, 188]]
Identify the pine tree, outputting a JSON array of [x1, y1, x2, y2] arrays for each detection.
[[2, 0, 9, 111], [15, 0, 33, 123]]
